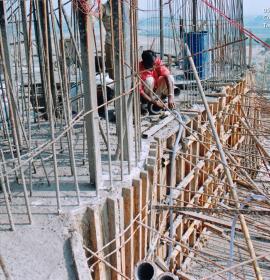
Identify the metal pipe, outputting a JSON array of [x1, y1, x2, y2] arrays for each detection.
[[192, 0, 197, 32], [159, 0, 164, 59], [157, 272, 178, 280], [134, 261, 157, 280], [168, 110, 184, 264]]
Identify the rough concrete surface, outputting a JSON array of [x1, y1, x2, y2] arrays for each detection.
[[0, 211, 77, 280]]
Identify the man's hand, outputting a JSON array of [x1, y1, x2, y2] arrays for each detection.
[[153, 99, 165, 109], [168, 95, 176, 109]]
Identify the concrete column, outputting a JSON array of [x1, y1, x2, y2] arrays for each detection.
[[20, 0, 29, 64], [112, 0, 133, 166], [78, 3, 102, 191], [32, 0, 47, 115]]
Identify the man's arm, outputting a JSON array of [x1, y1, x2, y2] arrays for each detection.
[[140, 91, 165, 109], [164, 75, 174, 95], [156, 61, 176, 109], [163, 75, 176, 109]]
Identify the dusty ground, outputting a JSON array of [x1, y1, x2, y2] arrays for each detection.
[[0, 210, 76, 280]]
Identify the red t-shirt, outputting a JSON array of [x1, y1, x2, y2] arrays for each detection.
[[139, 58, 170, 94]]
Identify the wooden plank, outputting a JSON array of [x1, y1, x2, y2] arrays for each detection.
[[176, 271, 196, 280], [87, 207, 106, 280], [164, 162, 223, 239], [133, 178, 142, 265], [100, 203, 112, 279], [142, 115, 175, 139], [181, 228, 209, 272], [146, 164, 157, 257], [122, 187, 134, 278], [106, 198, 122, 280], [180, 211, 242, 231], [140, 171, 149, 259], [170, 183, 224, 259], [117, 197, 126, 277]]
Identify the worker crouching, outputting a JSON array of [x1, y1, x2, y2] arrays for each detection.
[[139, 50, 176, 115]]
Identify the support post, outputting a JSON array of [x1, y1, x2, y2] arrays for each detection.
[[122, 0, 133, 169], [20, 0, 29, 64], [159, 0, 164, 59], [192, 0, 197, 32], [78, 2, 102, 191], [32, 0, 47, 115], [112, 0, 133, 166], [38, 0, 57, 110]]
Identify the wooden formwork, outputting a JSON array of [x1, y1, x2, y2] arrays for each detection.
[[84, 80, 262, 279]]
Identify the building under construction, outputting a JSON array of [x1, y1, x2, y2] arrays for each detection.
[[0, 0, 270, 279]]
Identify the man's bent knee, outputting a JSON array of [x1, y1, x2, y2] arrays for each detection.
[[144, 76, 155, 94]]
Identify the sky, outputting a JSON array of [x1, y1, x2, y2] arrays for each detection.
[[243, 0, 269, 16], [137, 0, 269, 17]]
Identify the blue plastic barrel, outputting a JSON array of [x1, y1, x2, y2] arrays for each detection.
[[184, 31, 209, 80]]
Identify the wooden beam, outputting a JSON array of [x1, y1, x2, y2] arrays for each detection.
[[87, 207, 106, 279], [122, 187, 134, 278], [140, 171, 149, 258], [142, 115, 175, 139], [133, 178, 142, 265], [179, 212, 242, 231], [106, 198, 122, 280]]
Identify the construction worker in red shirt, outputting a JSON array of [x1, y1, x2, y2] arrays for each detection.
[[139, 50, 176, 115]]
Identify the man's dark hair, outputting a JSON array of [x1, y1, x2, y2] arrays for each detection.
[[142, 50, 156, 69]]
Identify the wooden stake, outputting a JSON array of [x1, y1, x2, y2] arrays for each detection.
[[140, 171, 149, 259], [132, 178, 142, 265], [106, 198, 122, 280], [88, 207, 106, 279], [122, 187, 134, 278]]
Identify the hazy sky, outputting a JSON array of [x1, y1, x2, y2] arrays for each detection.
[[137, 0, 269, 17], [243, 0, 269, 16]]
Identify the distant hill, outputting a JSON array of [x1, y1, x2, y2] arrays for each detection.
[[244, 15, 269, 40], [138, 15, 270, 42]]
